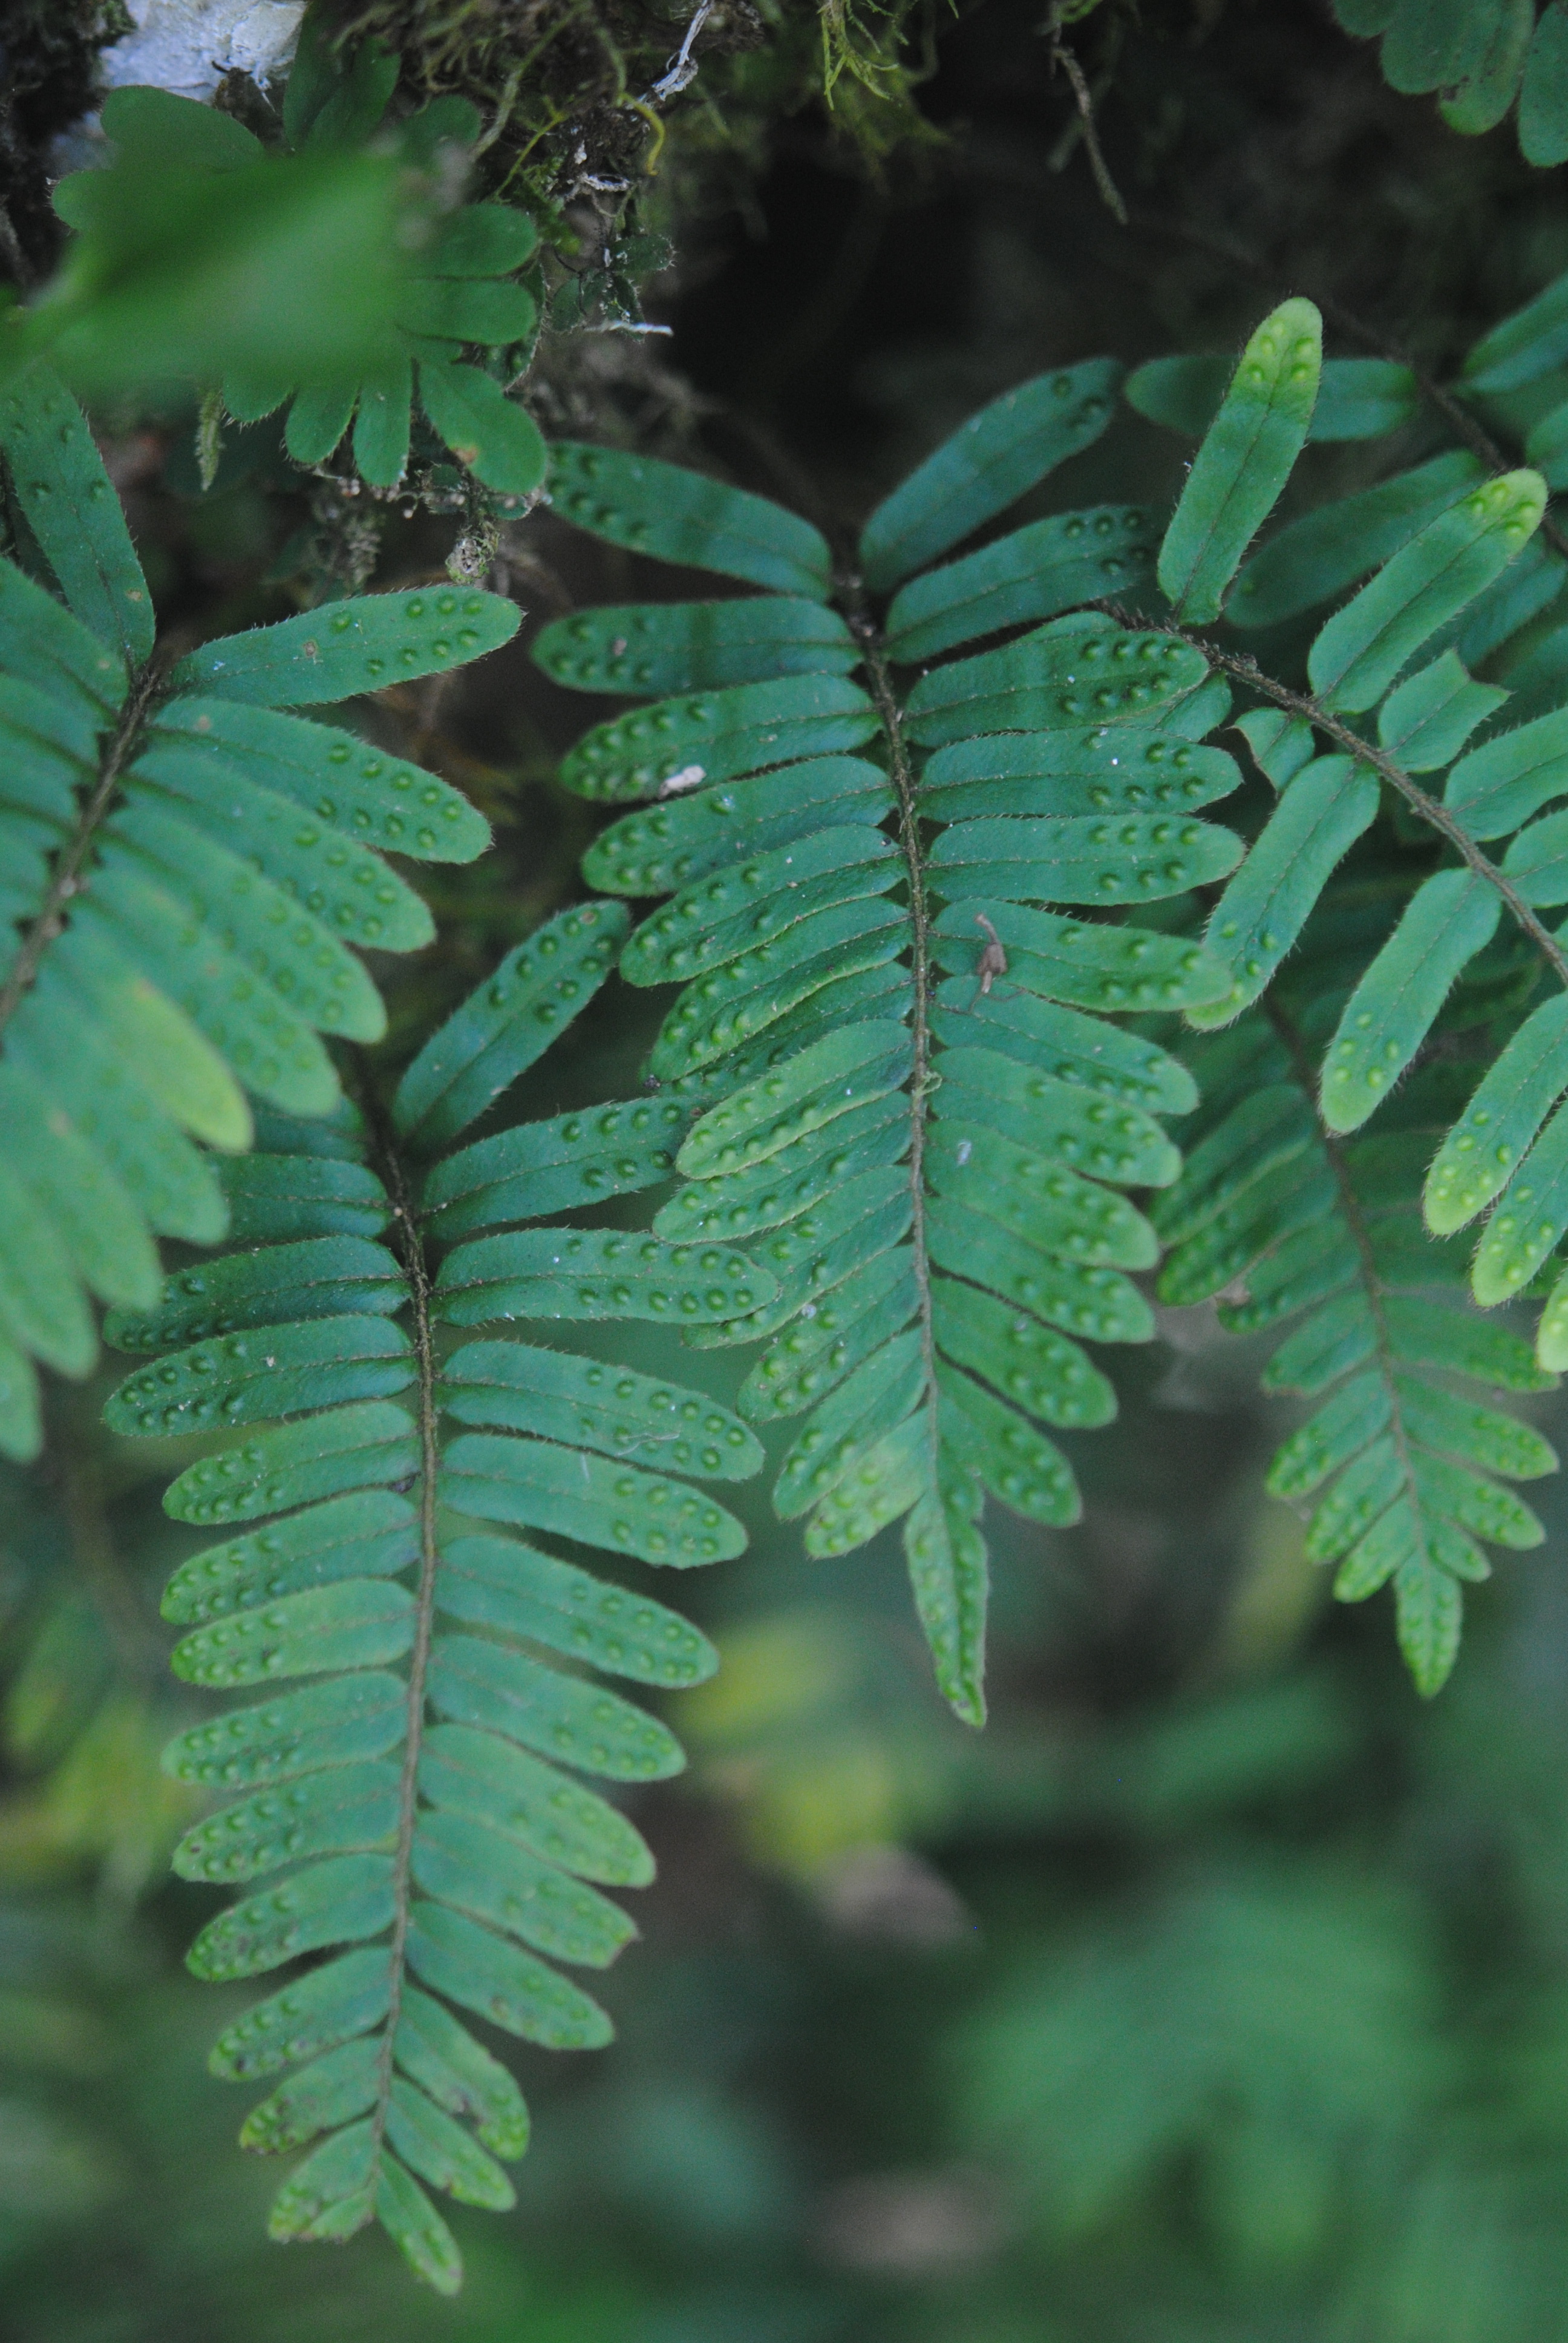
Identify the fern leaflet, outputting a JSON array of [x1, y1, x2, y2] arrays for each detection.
[[1328, 0, 1568, 166]]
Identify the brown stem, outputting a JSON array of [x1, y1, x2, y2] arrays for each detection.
[[1101, 605, 1568, 996], [1048, 18, 1127, 226], [0, 666, 160, 1044], [850, 611, 942, 1469], [351, 1067, 440, 2181]]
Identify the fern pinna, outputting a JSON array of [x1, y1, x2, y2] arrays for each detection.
[[1126, 289, 1568, 1688], [534, 369, 1251, 1725], [0, 359, 513, 1461], [1153, 905, 1557, 1696], [102, 902, 775, 2288]]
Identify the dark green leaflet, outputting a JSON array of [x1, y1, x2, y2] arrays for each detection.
[[903, 618, 1207, 744], [146, 700, 491, 865], [918, 732, 1243, 822], [0, 379, 510, 1460], [582, 758, 893, 897], [1328, 0, 1556, 159], [883, 506, 1158, 663], [0, 363, 154, 665], [393, 903, 628, 1155], [420, 1097, 688, 1237], [1192, 757, 1382, 1029], [558, 675, 878, 803], [858, 358, 1123, 592], [1521, 2, 1568, 164], [534, 600, 859, 693], [1320, 873, 1501, 1134], [1382, 0, 1495, 94], [547, 443, 833, 597], [169, 588, 521, 707], [1227, 451, 1485, 631], [543, 415, 1246, 1728], [1307, 471, 1546, 710], [104, 912, 758, 2293], [1377, 650, 1508, 769]]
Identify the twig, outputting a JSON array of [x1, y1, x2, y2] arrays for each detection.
[[0, 202, 34, 292], [472, 57, 527, 158], [648, 0, 715, 103], [1046, 10, 1127, 228]]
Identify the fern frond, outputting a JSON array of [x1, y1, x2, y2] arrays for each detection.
[[1129, 335, 1568, 1691], [1152, 906, 1558, 1696], [538, 398, 1248, 1726], [102, 902, 774, 2289], [0, 362, 512, 1457], [1133, 283, 1568, 1418], [958, 1854, 1442, 2252], [1151, 354, 1568, 1386]]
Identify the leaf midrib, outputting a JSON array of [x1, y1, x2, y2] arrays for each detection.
[[0, 659, 162, 1043], [852, 617, 942, 1487], [354, 1068, 442, 2194]]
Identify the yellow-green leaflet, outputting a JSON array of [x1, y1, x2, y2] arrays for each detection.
[[1156, 299, 1322, 624]]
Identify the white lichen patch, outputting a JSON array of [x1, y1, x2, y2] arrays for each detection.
[[102, 0, 305, 101]]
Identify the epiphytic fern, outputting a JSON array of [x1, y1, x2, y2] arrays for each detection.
[[101, 902, 776, 2289], [0, 360, 512, 1460], [534, 364, 1249, 1726], [1131, 292, 1568, 1686], [54, 80, 546, 500]]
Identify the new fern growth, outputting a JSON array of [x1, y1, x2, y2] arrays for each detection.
[[0, 359, 514, 1460], [535, 369, 1250, 1726], [102, 903, 776, 2291]]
